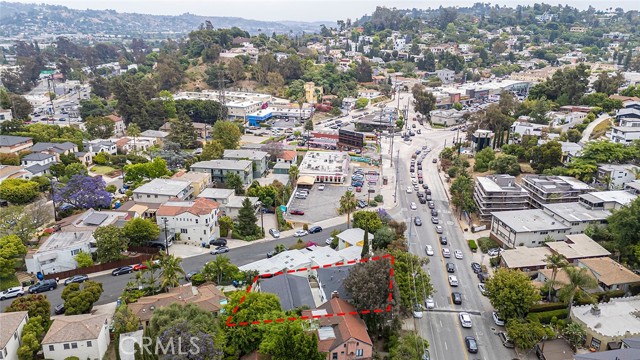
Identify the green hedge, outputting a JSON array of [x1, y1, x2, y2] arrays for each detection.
[[530, 302, 566, 313], [478, 237, 499, 253], [468, 240, 478, 252], [527, 309, 569, 324]]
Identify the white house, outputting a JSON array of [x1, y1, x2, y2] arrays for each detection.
[[84, 140, 117, 156], [510, 121, 547, 138], [42, 314, 110, 360], [20, 153, 56, 167], [132, 179, 193, 204], [106, 115, 126, 136], [435, 69, 456, 84], [25, 231, 97, 275], [0, 311, 28, 360], [336, 228, 373, 250], [156, 198, 220, 245], [597, 164, 639, 189]]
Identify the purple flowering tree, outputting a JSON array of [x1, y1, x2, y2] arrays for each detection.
[[157, 320, 222, 360], [53, 175, 112, 209]]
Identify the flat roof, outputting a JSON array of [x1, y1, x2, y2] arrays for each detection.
[[492, 209, 571, 232], [38, 231, 95, 253], [191, 159, 252, 171], [477, 175, 526, 193], [543, 202, 611, 222], [545, 234, 611, 259], [299, 151, 350, 175], [580, 191, 638, 206], [524, 175, 593, 191], [197, 188, 234, 199], [133, 179, 190, 196], [571, 296, 640, 338], [223, 149, 268, 161], [501, 247, 552, 269]]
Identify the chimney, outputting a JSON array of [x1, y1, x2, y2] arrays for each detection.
[[331, 291, 340, 299]]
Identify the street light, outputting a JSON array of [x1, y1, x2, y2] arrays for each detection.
[[162, 217, 169, 255]]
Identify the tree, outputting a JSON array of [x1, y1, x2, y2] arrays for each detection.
[[5, 294, 51, 330], [74, 251, 94, 268], [16, 316, 45, 360], [261, 141, 284, 162], [450, 175, 475, 218], [412, 84, 436, 118], [506, 319, 546, 350], [474, 147, 495, 172], [545, 254, 568, 302], [0, 179, 40, 204], [84, 116, 115, 139], [607, 197, 640, 249], [123, 157, 171, 185], [559, 266, 597, 313], [212, 120, 242, 149], [158, 254, 185, 291], [126, 123, 141, 150], [218, 215, 233, 237], [531, 141, 563, 173], [373, 226, 395, 250], [226, 172, 245, 195], [563, 322, 587, 350], [580, 140, 637, 164], [201, 255, 240, 284], [94, 225, 128, 263], [288, 164, 300, 187], [489, 155, 521, 175], [355, 60, 373, 83], [112, 305, 140, 342], [592, 72, 625, 95], [236, 197, 260, 238], [389, 333, 430, 360], [167, 113, 198, 149], [123, 218, 160, 246], [0, 235, 27, 277], [485, 268, 541, 320], [566, 129, 582, 143], [339, 191, 357, 228], [528, 64, 590, 106], [227, 57, 246, 83], [200, 139, 225, 161], [352, 210, 383, 234], [391, 249, 433, 312], [259, 320, 325, 360], [53, 175, 112, 209], [61, 280, 104, 315], [354, 98, 369, 109], [5, 93, 33, 120]]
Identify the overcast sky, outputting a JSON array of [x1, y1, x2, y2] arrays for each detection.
[[8, 0, 640, 22]]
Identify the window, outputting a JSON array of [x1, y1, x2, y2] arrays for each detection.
[[195, 219, 199, 224], [14, 332, 17, 339], [590, 337, 601, 351], [203, 230, 207, 234], [539, 231, 548, 235], [332, 353, 338, 360], [64, 344, 70, 350], [154, 195, 158, 198], [181, 229, 188, 234], [71, 249, 80, 256], [356, 349, 364, 357], [87, 341, 92, 347], [146, 194, 150, 198], [71, 343, 78, 349], [49, 345, 54, 351]]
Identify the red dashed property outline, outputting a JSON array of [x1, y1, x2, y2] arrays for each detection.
[[225, 254, 395, 327]]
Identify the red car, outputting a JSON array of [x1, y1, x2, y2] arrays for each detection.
[[290, 209, 305, 215], [133, 263, 148, 271]]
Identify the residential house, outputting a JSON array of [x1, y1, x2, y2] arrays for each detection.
[[223, 149, 269, 179], [611, 107, 640, 145], [132, 179, 193, 204], [357, 90, 381, 100], [578, 190, 638, 210], [106, 114, 125, 136], [597, 164, 639, 190], [522, 175, 593, 209], [317, 266, 354, 303], [258, 273, 315, 311], [84, 140, 117, 156], [336, 228, 373, 250], [0, 109, 13, 122], [277, 150, 298, 164], [471, 129, 494, 152], [21, 153, 55, 167], [511, 121, 547, 138], [541, 202, 610, 236], [115, 136, 157, 154], [558, 142, 583, 164], [192, 122, 212, 140], [578, 257, 640, 292], [303, 296, 373, 360], [500, 246, 552, 272], [474, 174, 529, 221], [30, 141, 78, 158], [536, 266, 597, 297], [75, 151, 92, 165], [156, 198, 220, 245], [171, 171, 212, 197], [25, 230, 97, 275], [139, 130, 169, 144], [545, 234, 611, 264], [190, 159, 254, 186], [429, 109, 464, 127], [435, 69, 455, 84], [197, 188, 259, 219], [0, 165, 27, 183], [624, 180, 640, 195], [0, 311, 28, 360], [0, 135, 33, 154], [128, 283, 226, 328], [490, 209, 571, 248], [42, 314, 110, 360], [571, 297, 640, 352], [273, 162, 291, 175]]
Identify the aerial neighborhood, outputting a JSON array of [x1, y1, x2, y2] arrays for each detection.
[[2, 2, 640, 360]]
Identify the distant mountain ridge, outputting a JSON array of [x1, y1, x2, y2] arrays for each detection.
[[0, 1, 330, 37]]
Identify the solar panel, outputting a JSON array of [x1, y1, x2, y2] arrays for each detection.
[[84, 213, 109, 226]]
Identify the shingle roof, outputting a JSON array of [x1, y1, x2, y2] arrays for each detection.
[[579, 257, 640, 286], [315, 297, 372, 349], [22, 152, 55, 161], [156, 198, 219, 217], [42, 314, 108, 344], [0, 311, 28, 349], [259, 274, 314, 311], [0, 135, 31, 147], [31, 141, 76, 154], [545, 234, 611, 260]]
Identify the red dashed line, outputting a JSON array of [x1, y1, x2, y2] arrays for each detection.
[[226, 254, 394, 327]]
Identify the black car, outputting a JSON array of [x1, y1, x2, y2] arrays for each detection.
[[64, 274, 89, 285], [112, 266, 134, 276], [451, 292, 462, 305], [209, 238, 227, 247], [426, 189, 432, 195], [446, 263, 455, 273], [28, 280, 57, 293], [431, 209, 438, 216], [478, 272, 489, 283], [185, 271, 199, 281], [419, 197, 427, 204], [308, 226, 323, 234], [414, 217, 422, 226], [54, 303, 65, 315], [439, 236, 448, 245], [422, 184, 429, 190], [471, 263, 482, 274], [432, 158, 438, 163], [465, 336, 478, 353]]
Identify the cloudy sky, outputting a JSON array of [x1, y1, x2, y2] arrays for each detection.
[[8, 0, 640, 22]]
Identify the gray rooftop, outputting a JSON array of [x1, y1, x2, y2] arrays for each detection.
[[542, 202, 611, 222], [574, 348, 640, 360], [579, 191, 638, 206], [22, 152, 55, 161], [140, 130, 169, 138], [273, 162, 292, 169], [523, 175, 593, 191], [83, 213, 109, 226], [38, 231, 95, 252], [197, 188, 235, 200], [0, 135, 31, 147], [491, 209, 571, 232], [31, 141, 76, 154], [24, 162, 53, 175], [260, 274, 314, 311], [317, 266, 354, 301], [477, 174, 527, 193], [133, 179, 191, 196], [191, 159, 252, 171], [223, 149, 268, 161]]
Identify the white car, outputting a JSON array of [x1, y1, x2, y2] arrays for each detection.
[[454, 250, 463, 259], [413, 304, 423, 318], [0, 286, 24, 300], [411, 179, 418, 185], [478, 283, 487, 295], [448, 275, 459, 287], [442, 248, 451, 258], [459, 312, 473, 328], [406, 186, 412, 193], [425, 245, 434, 256], [493, 311, 505, 326], [318, 184, 325, 191], [410, 202, 417, 210], [269, 228, 280, 238], [294, 230, 308, 237], [325, 237, 334, 245], [425, 297, 435, 310]]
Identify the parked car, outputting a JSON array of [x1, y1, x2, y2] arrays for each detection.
[[318, 184, 325, 191], [492, 311, 505, 326], [448, 275, 459, 287], [112, 266, 134, 276], [425, 297, 435, 310], [435, 225, 443, 234], [185, 271, 199, 281], [290, 209, 305, 215], [211, 246, 229, 255], [425, 245, 434, 256], [428, 201, 435, 209], [478, 283, 487, 295], [446, 262, 455, 273], [0, 286, 24, 300], [132, 263, 148, 271], [431, 209, 438, 216], [357, 200, 367, 208], [431, 217, 439, 224], [422, 183, 429, 189], [478, 272, 489, 283], [414, 217, 422, 226], [54, 303, 65, 315], [432, 158, 438, 163], [487, 248, 502, 256], [459, 312, 473, 328], [325, 237, 334, 245], [209, 238, 227, 246], [410, 202, 417, 210], [451, 292, 462, 305], [308, 226, 323, 234], [454, 250, 463, 259], [406, 186, 412, 193], [29, 279, 58, 293], [413, 304, 423, 318], [465, 336, 478, 353], [498, 332, 515, 348], [294, 229, 308, 237], [269, 228, 280, 238], [64, 274, 88, 285]]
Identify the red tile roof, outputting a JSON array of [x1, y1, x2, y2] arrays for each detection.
[[279, 150, 297, 161], [156, 197, 219, 217], [315, 297, 373, 349]]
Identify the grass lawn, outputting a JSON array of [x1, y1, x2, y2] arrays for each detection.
[[91, 165, 117, 175], [0, 274, 20, 291]]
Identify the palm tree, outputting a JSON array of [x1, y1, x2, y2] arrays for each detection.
[[631, 167, 640, 180], [339, 191, 357, 228], [126, 123, 141, 154], [159, 254, 185, 291], [544, 253, 568, 302], [559, 266, 598, 313], [202, 255, 232, 284], [289, 165, 300, 188]]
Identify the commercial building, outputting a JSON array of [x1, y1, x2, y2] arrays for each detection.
[[223, 149, 269, 179], [298, 151, 351, 184], [521, 175, 593, 209], [0, 311, 28, 360], [132, 179, 194, 204], [429, 109, 464, 127], [190, 159, 253, 186], [156, 198, 220, 245], [42, 314, 110, 360], [474, 174, 529, 221]]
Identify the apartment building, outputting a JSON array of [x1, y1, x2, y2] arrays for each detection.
[[521, 175, 593, 208], [596, 164, 639, 189], [223, 149, 268, 179], [156, 198, 220, 245], [474, 174, 530, 221], [132, 179, 194, 204], [190, 159, 253, 186]]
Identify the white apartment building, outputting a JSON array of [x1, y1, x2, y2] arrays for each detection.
[[42, 314, 110, 360], [597, 164, 640, 189], [156, 198, 220, 245], [474, 174, 529, 221], [223, 149, 269, 179], [132, 179, 193, 204]]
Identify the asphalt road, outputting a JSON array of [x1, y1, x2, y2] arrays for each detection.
[[0, 224, 346, 314], [391, 121, 515, 360]]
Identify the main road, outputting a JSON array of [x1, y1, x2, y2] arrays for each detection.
[[390, 107, 515, 360], [0, 225, 344, 314]]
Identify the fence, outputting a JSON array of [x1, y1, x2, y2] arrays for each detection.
[[43, 247, 160, 280]]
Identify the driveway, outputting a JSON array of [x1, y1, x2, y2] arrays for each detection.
[[580, 114, 611, 144]]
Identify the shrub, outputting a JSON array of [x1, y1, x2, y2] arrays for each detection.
[[489, 256, 501, 267], [190, 273, 206, 286], [447, 166, 459, 178], [303, 223, 309, 231], [527, 309, 569, 324], [369, 200, 377, 207], [374, 194, 383, 203], [530, 302, 566, 313], [478, 237, 499, 253], [468, 240, 478, 252]]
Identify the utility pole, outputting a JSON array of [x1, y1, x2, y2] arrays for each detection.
[[162, 218, 169, 255]]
